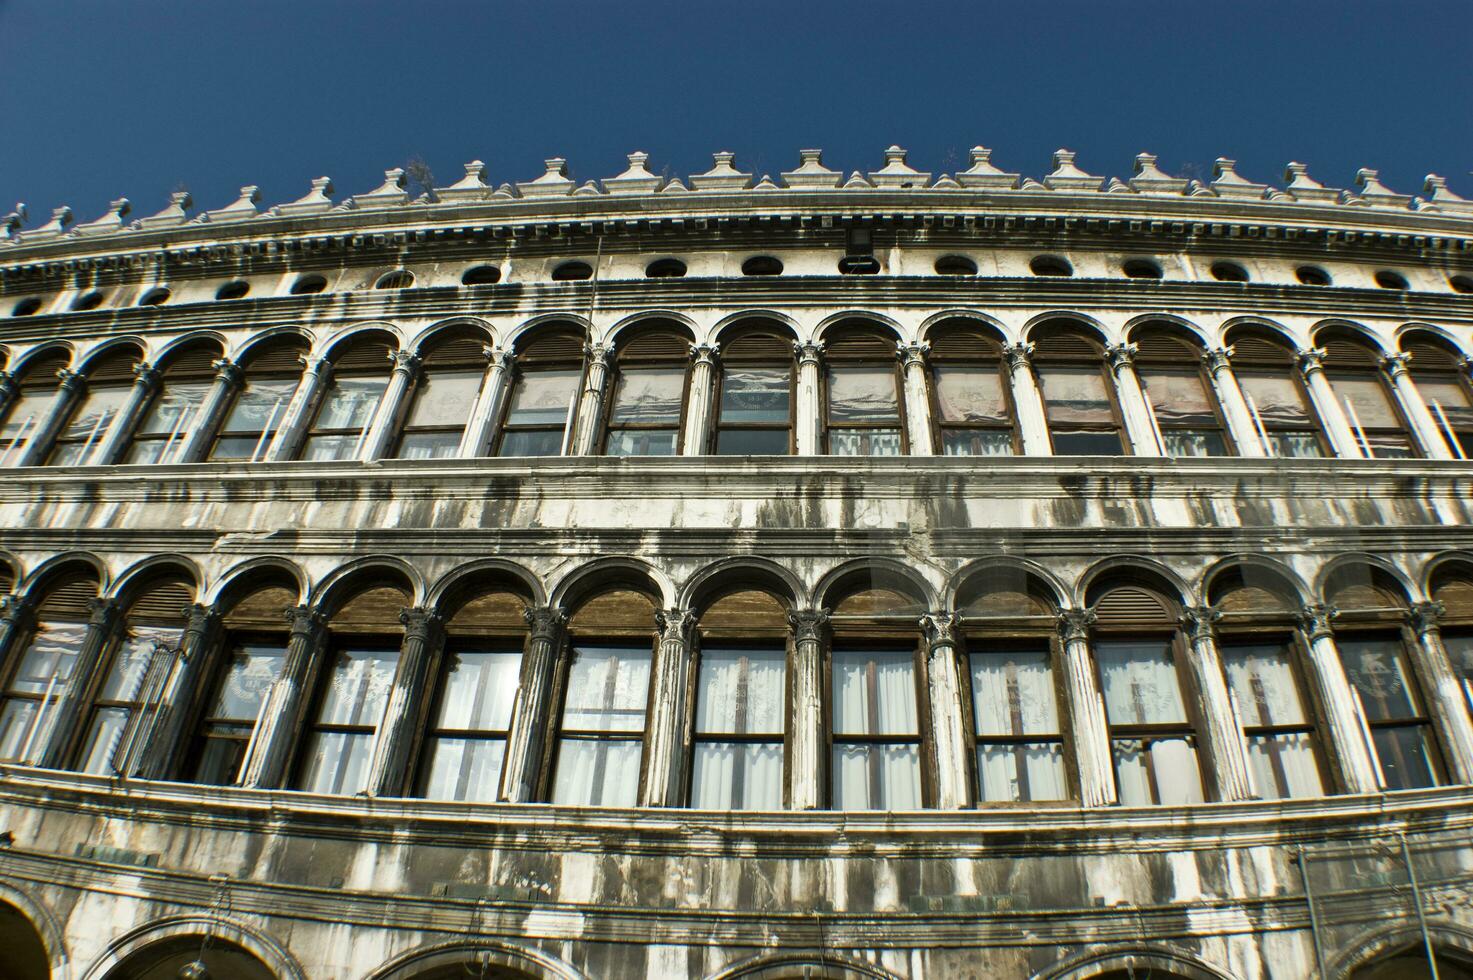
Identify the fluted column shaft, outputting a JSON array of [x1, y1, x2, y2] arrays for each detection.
[[1297, 349, 1365, 459], [37, 598, 121, 769], [1180, 607, 1255, 801], [135, 603, 222, 780], [788, 609, 828, 809], [571, 343, 613, 456], [1204, 348, 1267, 457], [1106, 343, 1163, 456], [679, 345, 720, 456], [0, 595, 36, 670], [359, 351, 421, 461], [175, 360, 244, 464], [457, 347, 515, 457], [1003, 344, 1051, 455], [1407, 602, 1473, 784], [921, 613, 970, 808], [90, 363, 160, 465], [239, 606, 326, 788], [642, 608, 696, 806], [1057, 610, 1115, 806], [264, 356, 332, 462], [794, 342, 824, 456], [15, 370, 85, 466], [500, 606, 566, 802], [898, 343, 935, 456], [365, 608, 443, 796], [1383, 354, 1454, 460], [0, 372, 17, 424], [1297, 605, 1380, 793]]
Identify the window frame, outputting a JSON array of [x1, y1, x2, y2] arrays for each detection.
[[1407, 360, 1473, 459], [412, 637, 525, 802], [290, 635, 402, 795], [711, 343, 796, 456], [1133, 335, 1233, 458], [44, 360, 138, 466], [925, 337, 1018, 457], [1227, 336, 1332, 458], [825, 622, 930, 810], [1335, 624, 1446, 790], [1032, 336, 1131, 456], [183, 629, 289, 785], [1318, 339, 1420, 459], [687, 634, 790, 810], [821, 340, 909, 456], [0, 361, 64, 466], [494, 338, 586, 458], [0, 609, 90, 763], [599, 337, 693, 457], [297, 347, 394, 462], [207, 347, 306, 463], [392, 342, 489, 460]]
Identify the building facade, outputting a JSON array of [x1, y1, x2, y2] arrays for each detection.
[[0, 147, 1472, 979]]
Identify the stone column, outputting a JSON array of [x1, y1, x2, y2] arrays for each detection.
[[174, 359, 244, 464], [133, 603, 222, 780], [1179, 607, 1255, 801], [365, 608, 443, 797], [1296, 604, 1380, 794], [1203, 347, 1267, 457], [0, 595, 36, 674], [1297, 349, 1365, 459], [0, 371, 17, 424], [1003, 343, 1051, 455], [642, 608, 696, 806], [499, 606, 566, 802], [1383, 353, 1455, 460], [571, 343, 613, 456], [680, 344, 720, 456], [14, 370, 85, 467], [36, 598, 121, 770], [1406, 601, 1473, 784], [358, 350, 421, 461], [263, 355, 332, 462], [787, 608, 828, 809], [89, 362, 160, 465], [1105, 343, 1163, 456], [239, 606, 327, 789], [794, 342, 824, 456], [898, 342, 935, 456], [456, 346, 515, 458], [1057, 609, 1116, 807], [921, 613, 970, 809]]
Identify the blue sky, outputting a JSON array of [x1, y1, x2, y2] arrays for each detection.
[[2, 0, 1470, 224]]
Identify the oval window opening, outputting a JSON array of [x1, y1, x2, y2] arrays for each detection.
[[646, 258, 687, 278], [1296, 265, 1331, 286], [1450, 275, 1473, 294], [1375, 270, 1409, 290], [1122, 259, 1162, 279], [741, 255, 783, 276], [73, 291, 104, 311], [552, 261, 593, 281], [291, 274, 328, 295], [934, 255, 978, 276], [375, 270, 415, 290], [1210, 262, 1248, 283], [1030, 255, 1073, 277], [216, 280, 250, 301], [838, 255, 881, 275], [461, 265, 501, 286], [139, 287, 171, 306], [11, 297, 42, 317]]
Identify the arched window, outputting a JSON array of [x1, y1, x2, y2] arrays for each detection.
[[208, 336, 309, 462], [0, 898, 49, 980], [45, 345, 142, 466], [603, 325, 692, 456], [0, 569, 98, 763], [393, 332, 488, 459], [1401, 332, 1473, 457], [823, 325, 905, 456], [690, 586, 789, 809], [714, 323, 794, 455], [1317, 328, 1417, 458], [1431, 563, 1473, 716], [299, 334, 395, 462], [97, 935, 278, 980], [957, 570, 1069, 802], [1225, 328, 1326, 458], [826, 572, 926, 810], [495, 327, 582, 457], [375, 270, 415, 290], [1327, 566, 1442, 790], [926, 321, 1015, 456], [1209, 567, 1326, 799], [0, 349, 69, 467], [1088, 577, 1205, 805], [417, 578, 529, 803], [552, 586, 657, 806], [1031, 322, 1125, 455], [185, 578, 295, 785], [75, 573, 195, 776], [1132, 326, 1230, 457], [121, 341, 221, 464], [294, 578, 409, 795]]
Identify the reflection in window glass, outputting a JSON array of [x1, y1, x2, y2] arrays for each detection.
[[124, 381, 214, 464], [0, 389, 58, 466], [553, 645, 651, 806], [77, 626, 177, 776], [831, 649, 921, 810], [419, 649, 521, 802], [1339, 636, 1441, 790], [1236, 372, 1324, 458], [933, 365, 1013, 457], [190, 641, 287, 784], [499, 368, 580, 457], [300, 377, 387, 462], [0, 622, 87, 762], [605, 367, 685, 456], [1220, 642, 1323, 799], [1141, 368, 1228, 458], [691, 648, 785, 810], [396, 368, 483, 460], [210, 378, 300, 462], [716, 366, 792, 455], [1036, 366, 1123, 455], [1416, 377, 1473, 457], [1095, 639, 1203, 805], [296, 647, 399, 795], [970, 648, 1067, 801], [47, 385, 131, 466]]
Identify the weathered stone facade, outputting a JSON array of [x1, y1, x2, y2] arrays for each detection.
[[0, 148, 1472, 979]]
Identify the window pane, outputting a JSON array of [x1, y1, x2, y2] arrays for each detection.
[[132, 381, 212, 436], [299, 434, 360, 462], [1365, 433, 1415, 459], [1113, 736, 1203, 805], [933, 366, 1009, 424], [977, 742, 1067, 802], [396, 431, 462, 460], [1096, 640, 1188, 725], [609, 367, 685, 425], [506, 369, 580, 427], [828, 428, 902, 456], [1416, 378, 1473, 429], [435, 650, 521, 732], [1267, 432, 1323, 458], [77, 706, 130, 775], [1037, 366, 1113, 425], [971, 649, 1059, 737], [1162, 430, 1228, 457], [0, 700, 39, 762], [192, 732, 249, 785], [403, 369, 483, 429], [1339, 637, 1422, 721], [832, 650, 918, 735], [7, 623, 86, 693], [940, 429, 1013, 457], [0, 390, 57, 446], [1332, 375, 1402, 429], [691, 741, 783, 810], [552, 737, 641, 806], [696, 648, 785, 735], [421, 736, 506, 802], [562, 646, 651, 732], [1142, 369, 1216, 425], [716, 428, 789, 455], [297, 730, 374, 795], [1221, 642, 1308, 726], [98, 627, 174, 703], [498, 429, 563, 457], [605, 429, 677, 457], [721, 367, 791, 424], [1247, 732, 1324, 799], [1051, 430, 1123, 456], [1446, 634, 1473, 692], [57, 386, 130, 443], [1373, 725, 1439, 790], [827, 365, 899, 423], [313, 377, 386, 431], [832, 743, 921, 810], [216, 378, 298, 435], [1238, 373, 1314, 426], [316, 648, 398, 727], [208, 642, 286, 722], [210, 436, 269, 464]]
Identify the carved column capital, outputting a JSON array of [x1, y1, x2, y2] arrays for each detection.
[[1296, 347, 1328, 376], [482, 346, 515, 371], [1203, 346, 1235, 372], [1296, 603, 1339, 641], [897, 342, 930, 369], [1180, 605, 1222, 642], [56, 369, 86, 392], [522, 605, 568, 642], [688, 343, 720, 368], [210, 358, 244, 388], [0, 371, 16, 400], [920, 612, 959, 649], [1408, 600, 1446, 637], [86, 596, 121, 628], [654, 607, 696, 643], [398, 607, 443, 640], [299, 353, 333, 377], [0, 594, 36, 627], [794, 341, 825, 367], [583, 342, 613, 367], [131, 361, 161, 389], [1105, 342, 1139, 371], [1002, 342, 1035, 370], [1057, 608, 1096, 643], [787, 608, 829, 643], [387, 350, 422, 378], [284, 604, 327, 639], [1381, 352, 1414, 379]]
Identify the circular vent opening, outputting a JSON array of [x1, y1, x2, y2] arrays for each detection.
[[1450, 275, 1473, 294], [139, 287, 171, 306], [11, 297, 42, 317], [375, 270, 415, 290], [1296, 266, 1331, 286], [1030, 255, 1073, 277], [552, 261, 593, 281], [1122, 259, 1162, 279], [216, 280, 250, 301], [934, 255, 978, 276], [73, 291, 104, 311], [291, 274, 327, 295], [461, 265, 501, 286], [838, 255, 881, 275], [1210, 262, 1248, 283], [1374, 270, 1409, 290], [646, 258, 687, 278], [742, 255, 783, 276]]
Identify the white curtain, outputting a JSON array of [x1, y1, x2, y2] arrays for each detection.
[[1096, 640, 1188, 725], [298, 730, 374, 795], [691, 742, 783, 810], [832, 651, 917, 736], [970, 649, 1058, 736], [561, 646, 651, 732], [977, 743, 1066, 802], [696, 649, 784, 734], [210, 642, 287, 722], [422, 737, 506, 803], [1338, 637, 1420, 721], [1114, 737, 1203, 806], [552, 738, 641, 806], [1247, 733, 1323, 799], [610, 367, 685, 424], [832, 743, 920, 810], [826, 366, 899, 423], [435, 650, 521, 732], [1222, 643, 1307, 727], [317, 648, 398, 727]]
